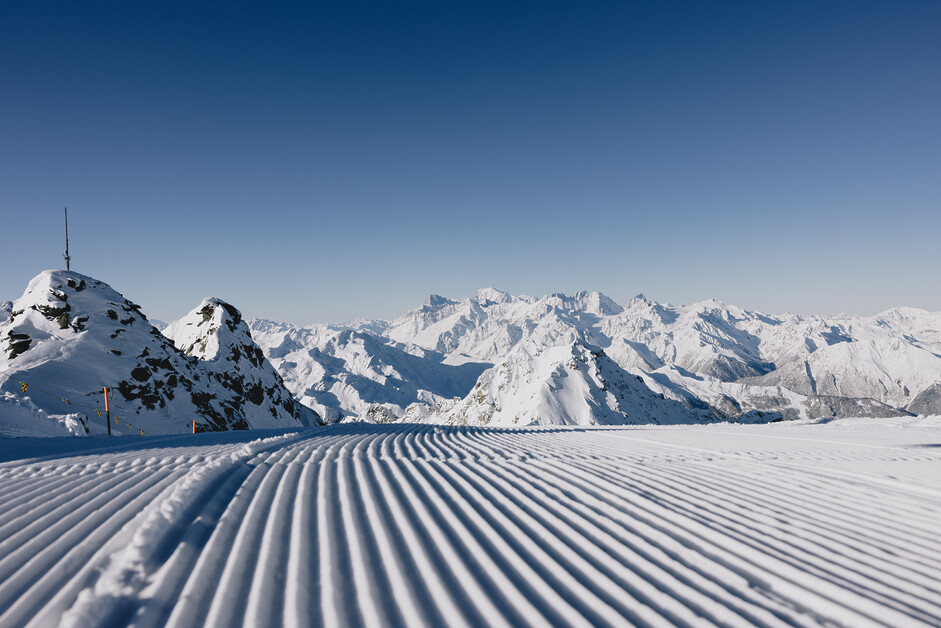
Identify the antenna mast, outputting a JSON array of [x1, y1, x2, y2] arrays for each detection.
[[64, 207, 71, 271]]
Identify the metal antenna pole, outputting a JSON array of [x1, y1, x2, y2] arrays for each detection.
[[64, 207, 71, 271]]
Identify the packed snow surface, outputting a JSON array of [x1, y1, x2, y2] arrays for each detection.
[[0, 416, 939, 627]]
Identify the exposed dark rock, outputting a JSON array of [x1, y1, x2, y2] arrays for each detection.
[[117, 379, 162, 410], [5, 331, 31, 359], [247, 382, 264, 405], [804, 395, 913, 419], [907, 383, 941, 415]]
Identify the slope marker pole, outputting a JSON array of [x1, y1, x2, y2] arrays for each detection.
[[104, 386, 111, 436]]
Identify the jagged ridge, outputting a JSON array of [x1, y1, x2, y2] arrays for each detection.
[[0, 271, 310, 435], [248, 288, 941, 424]]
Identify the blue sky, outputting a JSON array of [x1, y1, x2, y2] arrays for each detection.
[[2, 1, 939, 324]]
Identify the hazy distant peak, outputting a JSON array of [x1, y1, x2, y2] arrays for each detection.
[[423, 294, 456, 308], [574, 290, 623, 315], [472, 287, 513, 305], [874, 305, 935, 320]]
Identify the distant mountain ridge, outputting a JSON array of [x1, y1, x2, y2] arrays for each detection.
[[3, 273, 937, 434], [248, 288, 941, 425]]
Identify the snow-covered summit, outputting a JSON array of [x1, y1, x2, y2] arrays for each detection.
[[422, 294, 457, 309], [164, 298, 316, 428], [413, 340, 719, 427], [165, 297, 252, 361], [472, 287, 517, 306]]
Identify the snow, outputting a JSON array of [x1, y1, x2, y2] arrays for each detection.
[[4, 273, 939, 624], [5, 271, 941, 434], [326, 288, 941, 423], [245, 286, 941, 425], [247, 320, 488, 422], [162, 298, 315, 428], [0, 392, 85, 437], [0, 417, 939, 626], [408, 341, 721, 427]]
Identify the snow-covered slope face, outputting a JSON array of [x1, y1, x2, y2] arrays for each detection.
[[746, 318, 941, 409], [0, 271, 305, 434], [0, 301, 11, 325], [874, 306, 941, 346], [409, 341, 721, 427], [163, 298, 316, 428], [380, 289, 616, 362], [248, 319, 488, 422], [600, 298, 779, 381], [0, 392, 85, 437], [383, 290, 784, 381]]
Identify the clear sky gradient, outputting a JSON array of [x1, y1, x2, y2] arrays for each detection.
[[2, 1, 939, 324]]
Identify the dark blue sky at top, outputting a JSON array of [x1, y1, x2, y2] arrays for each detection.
[[2, 1, 939, 323]]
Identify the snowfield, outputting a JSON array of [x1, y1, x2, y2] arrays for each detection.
[[1, 417, 940, 627]]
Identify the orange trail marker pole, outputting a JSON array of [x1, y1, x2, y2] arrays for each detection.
[[104, 387, 111, 436], [193, 419, 196, 434]]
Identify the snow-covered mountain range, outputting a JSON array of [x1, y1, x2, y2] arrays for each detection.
[[0, 271, 314, 435], [248, 288, 941, 425], [3, 272, 939, 434]]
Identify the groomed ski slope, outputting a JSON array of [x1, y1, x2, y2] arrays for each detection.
[[1, 418, 940, 627]]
